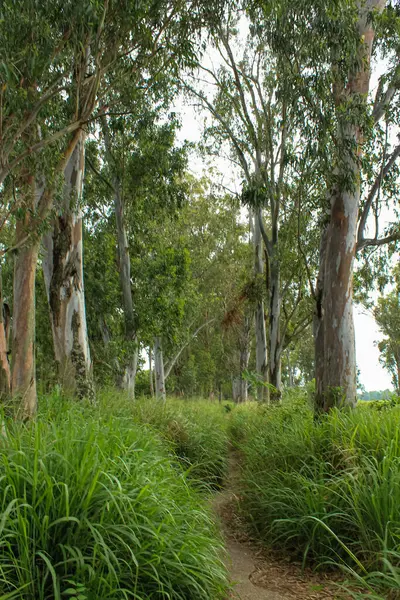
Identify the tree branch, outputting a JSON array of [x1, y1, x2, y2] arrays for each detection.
[[165, 319, 215, 379], [357, 230, 400, 251], [372, 66, 400, 124], [357, 140, 400, 249], [180, 77, 252, 181], [86, 156, 115, 193], [257, 208, 272, 256]]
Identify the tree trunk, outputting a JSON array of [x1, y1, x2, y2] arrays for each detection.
[[11, 177, 46, 418], [314, 221, 329, 411], [238, 313, 251, 402], [268, 256, 282, 401], [238, 360, 248, 402], [11, 222, 40, 419], [287, 350, 294, 388], [115, 180, 138, 397], [232, 378, 241, 403], [0, 267, 11, 399], [253, 214, 268, 401], [149, 347, 154, 397], [322, 182, 358, 410], [316, 0, 385, 410], [42, 133, 94, 400], [154, 336, 166, 402], [102, 119, 138, 397]]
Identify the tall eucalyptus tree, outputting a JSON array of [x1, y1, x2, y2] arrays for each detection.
[[251, 0, 400, 410], [183, 11, 320, 399]]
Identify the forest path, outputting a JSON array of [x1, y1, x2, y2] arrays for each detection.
[[212, 451, 348, 600]]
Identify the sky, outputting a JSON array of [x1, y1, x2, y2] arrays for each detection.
[[175, 88, 395, 392]]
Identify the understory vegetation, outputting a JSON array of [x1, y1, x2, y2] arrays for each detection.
[[0, 391, 399, 599], [0, 397, 228, 600], [229, 393, 400, 599], [97, 391, 230, 489]]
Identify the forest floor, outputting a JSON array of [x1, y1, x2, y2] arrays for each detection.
[[212, 451, 351, 600]]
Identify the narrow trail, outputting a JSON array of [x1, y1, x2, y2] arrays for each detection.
[[212, 451, 348, 600]]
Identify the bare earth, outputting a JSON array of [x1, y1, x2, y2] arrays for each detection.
[[212, 453, 349, 600]]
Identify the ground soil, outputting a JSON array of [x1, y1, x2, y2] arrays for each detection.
[[212, 452, 351, 600]]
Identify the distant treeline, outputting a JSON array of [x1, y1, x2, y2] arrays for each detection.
[[359, 390, 393, 401]]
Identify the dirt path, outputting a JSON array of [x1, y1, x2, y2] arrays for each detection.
[[212, 453, 348, 600]]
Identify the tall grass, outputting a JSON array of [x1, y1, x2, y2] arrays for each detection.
[[95, 392, 230, 489], [0, 399, 228, 599], [230, 394, 400, 588]]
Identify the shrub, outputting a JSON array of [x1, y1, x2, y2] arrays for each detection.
[[0, 400, 228, 599]]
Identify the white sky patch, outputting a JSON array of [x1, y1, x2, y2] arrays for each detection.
[[354, 306, 393, 391]]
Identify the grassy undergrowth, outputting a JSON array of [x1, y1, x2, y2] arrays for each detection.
[[0, 398, 228, 600], [229, 393, 400, 598], [96, 391, 230, 489]]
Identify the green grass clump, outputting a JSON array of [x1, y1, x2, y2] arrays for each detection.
[[96, 392, 230, 489], [0, 399, 228, 599], [231, 393, 400, 581]]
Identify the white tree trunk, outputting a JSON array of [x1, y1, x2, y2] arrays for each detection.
[[268, 257, 282, 400], [154, 336, 166, 402], [232, 377, 241, 403], [102, 119, 138, 397], [253, 214, 268, 401], [238, 313, 251, 402], [42, 133, 94, 400], [149, 347, 155, 397], [114, 182, 138, 397], [286, 350, 294, 388]]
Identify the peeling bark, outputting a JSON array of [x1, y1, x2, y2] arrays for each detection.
[[396, 353, 400, 395], [154, 336, 166, 402], [42, 133, 94, 400], [316, 0, 385, 410], [254, 214, 268, 401], [322, 183, 358, 409], [11, 177, 46, 418]]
